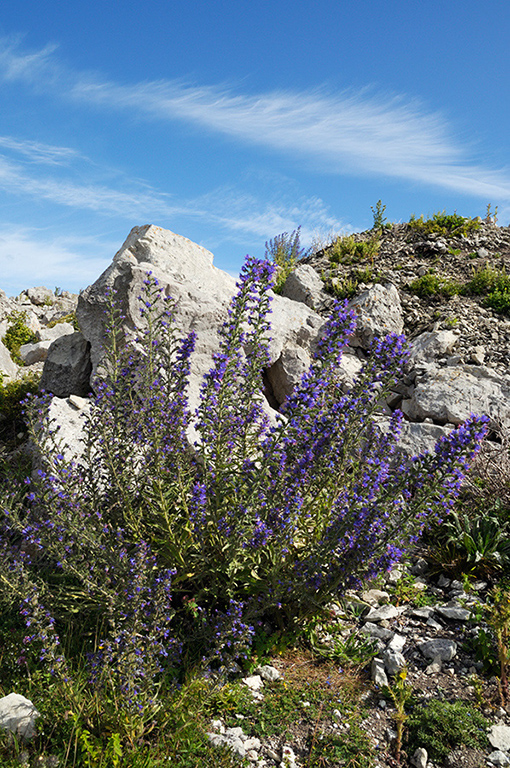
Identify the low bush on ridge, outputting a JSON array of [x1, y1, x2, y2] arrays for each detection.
[[0, 256, 488, 757]]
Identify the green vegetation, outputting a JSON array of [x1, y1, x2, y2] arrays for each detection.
[[47, 311, 80, 331], [464, 263, 510, 314], [0, 371, 40, 448], [387, 572, 436, 608], [408, 271, 462, 299], [1, 310, 38, 364], [408, 263, 510, 315], [371, 199, 390, 231], [406, 699, 489, 762], [327, 267, 379, 299], [265, 226, 309, 293], [329, 234, 379, 265], [385, 669, 413, 764], [429, 509, 510, 577], [481, 587, 510, 705], [304, 615, 378, 668], [408, 210, 480, 238]]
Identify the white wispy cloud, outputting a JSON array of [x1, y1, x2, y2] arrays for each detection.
[[1, 37, 509, 200], [0, 149, 344, 246], [0, 227, 115, 295], [0, 135, 80, 165], [0, 154, 182, 218]]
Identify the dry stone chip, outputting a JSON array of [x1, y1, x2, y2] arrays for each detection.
[[365, 604, 400, 622], [436, 605, 471, 622], [418, 639, 457, 661]]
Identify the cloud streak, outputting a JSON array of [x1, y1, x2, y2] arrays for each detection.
[[0, 227, 114, 295], [0, 145, 344, 246], [1, 37, 509, 200], [0, 135, 80, 165]]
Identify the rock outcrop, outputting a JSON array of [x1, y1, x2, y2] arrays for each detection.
[[76, 224, 324, 412], [2, 219, 510, 462]]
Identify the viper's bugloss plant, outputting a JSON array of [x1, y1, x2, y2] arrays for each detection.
[[265, 226, 310, 293], [0, 256, 488, 719]]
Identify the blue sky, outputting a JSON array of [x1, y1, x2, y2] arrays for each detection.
[[0, 0, 509, 295]]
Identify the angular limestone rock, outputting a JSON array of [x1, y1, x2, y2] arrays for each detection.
[[348, 283, 403, 349], [409, 329, 459, 363], [401, 364, 510, 427], [0, 693, 40, 740], [40, 332, 92, 398], [0, 338, 18, 380], [77, 225, 324, 412], [281, 264, 326, 310]]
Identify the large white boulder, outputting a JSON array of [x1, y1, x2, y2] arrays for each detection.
[[76, 225, 324, 410]]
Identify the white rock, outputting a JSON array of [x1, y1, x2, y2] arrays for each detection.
[[256, 665, 281, 682], [387, 634, 406, 653], [0, 693, 40, 740], [242, 675, 263, 691], [383, 649, 406, 676], [40, 396, 90, 464], [362, 622, 394, 641], [401, 364, 510, 428], [411, 746, 428, 768], [411, 607, 435, 620], [365, 604, 399, 622], [68, 394, 89, 411], [409, 330, 458, 363], [18, 339, 53, 365], [244, 737, 261, 751], [362, 589, 390, 606], [425, 656, 442, 675], [489, 750, 510, 766], [371, 658, 388, 688], [281, 264, 326, 310], [77, 224, 324, 417], [348, 283, 404, 349], [25, 286, 54, 306], [386, 565, 405, 584], [0, 338, 18, 380], [38, 321, 75, 343], [489, 725, 510, 752]]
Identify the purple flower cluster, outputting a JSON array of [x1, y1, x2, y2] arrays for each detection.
[[0, 255, 490, 693]]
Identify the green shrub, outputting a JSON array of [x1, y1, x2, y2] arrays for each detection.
[[46, 311, 79, 331], [327, 267, 379, 299], [329, 235, 379, 265], [464, 264, 510, 315], [1, 310, 38, 365], [406, 699, 489, 761], [408, 211, 480, 238], [371, 199, 388, 231], [0, 371, 40, 448], [408, 272, 462, 299]]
